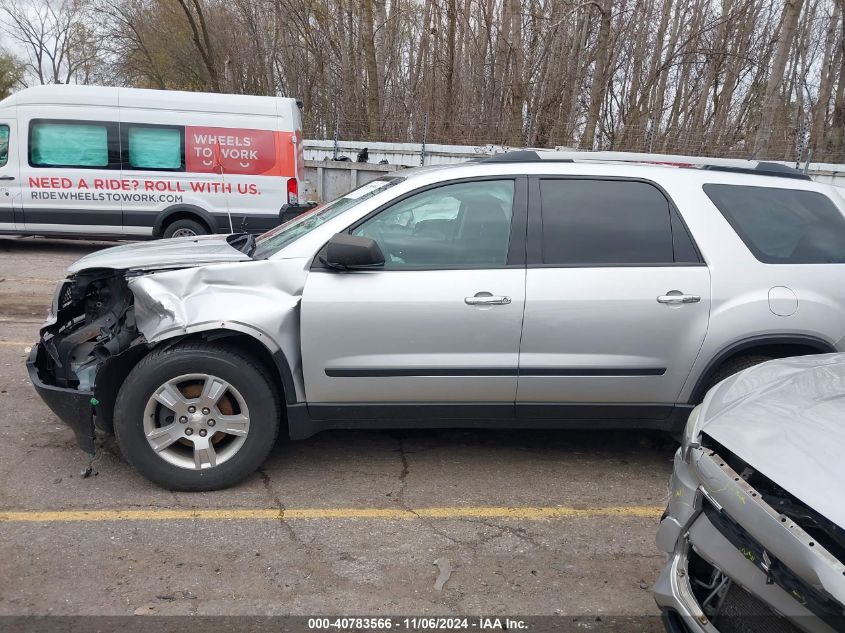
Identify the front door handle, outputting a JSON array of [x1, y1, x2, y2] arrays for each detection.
[[0, 176, 14, 181], [657, 292, 701, 305], [465, 294, 511, 306]]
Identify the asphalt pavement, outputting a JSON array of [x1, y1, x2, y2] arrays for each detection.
[[0, 235, 676, 626]]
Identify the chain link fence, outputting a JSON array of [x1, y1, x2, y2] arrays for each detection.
[[303, 113, 845, 167]]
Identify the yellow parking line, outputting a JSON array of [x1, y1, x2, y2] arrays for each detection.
[[0, 277, 56, 283], [0, 341, 31, 347], [0, 505, 663, 523]]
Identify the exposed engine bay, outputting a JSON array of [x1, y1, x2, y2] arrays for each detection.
[[27, 270, 152, 455], [40, 271, 143, 392], [697, 434, 845, 628], [27, 248, 307, 457], [702, 434, 845, 567]]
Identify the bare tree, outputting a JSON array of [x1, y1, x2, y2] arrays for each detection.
[[360, 0, 381, 136], [1, 0, 101, 85], [754, 0, 807, 156], [173, 0, 220, 91], [581, 0, 613, 150], [0, 0, 833, 162]]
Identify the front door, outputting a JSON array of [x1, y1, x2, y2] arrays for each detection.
[[517, 177, 711, 419], [301, 177, 528, 416], [0, 119, 20, 231]]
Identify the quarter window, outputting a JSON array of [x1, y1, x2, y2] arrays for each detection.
[[539, 179, 675, 265], [125, 125, 184, 170], [0, 124, 9, 167], [704, 184, 845, 264], [353, 180, 515, 268], [29, 120, 113, 168]]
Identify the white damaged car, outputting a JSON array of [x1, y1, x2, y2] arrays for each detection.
[[654, 354, 845, 632]]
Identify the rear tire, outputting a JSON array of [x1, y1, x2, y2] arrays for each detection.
[[113, 342, 280, 491], [162, 218, 207, 239], [703, 354, 772, 395]]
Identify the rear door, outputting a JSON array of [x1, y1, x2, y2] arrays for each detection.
[[517, 177, 711, 419], [0, 118, 20, 231]]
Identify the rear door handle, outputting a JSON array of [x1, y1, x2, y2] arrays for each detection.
[[0, 176, 14, 181], [465, 295, 511, 306], [657, 293, 701, 304]]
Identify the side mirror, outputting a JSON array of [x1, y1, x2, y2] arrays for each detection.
[[322, 233, 385, 270]]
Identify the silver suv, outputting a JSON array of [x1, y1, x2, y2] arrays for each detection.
[[27, 151, 845, 490]]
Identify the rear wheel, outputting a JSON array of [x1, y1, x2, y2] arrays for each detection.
[[703, 354, 772, 395], [113, 342, 280, 491], [162, 218, 207, 239]]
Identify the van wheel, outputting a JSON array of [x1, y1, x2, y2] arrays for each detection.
[[113, 342, 281, 491], [162, 218, 207, 239]]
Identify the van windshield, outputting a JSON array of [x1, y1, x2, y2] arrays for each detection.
[[251, 177, 404, 259]]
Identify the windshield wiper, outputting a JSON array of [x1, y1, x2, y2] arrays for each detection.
[[244, 233, 257, 256], [228, 232, 257, 257]]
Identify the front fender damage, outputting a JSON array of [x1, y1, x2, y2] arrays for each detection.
[[128, 260, 305, 400], [29, 259, 306, 454]]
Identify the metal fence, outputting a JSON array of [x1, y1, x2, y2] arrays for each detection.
[[303, 112, 845, 164]]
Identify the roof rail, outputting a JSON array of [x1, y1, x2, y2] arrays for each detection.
[[480, 150, 811, 180], [482, 150, 573, 163]]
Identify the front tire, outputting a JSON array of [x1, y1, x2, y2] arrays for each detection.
[[114, 342, 280, 491]]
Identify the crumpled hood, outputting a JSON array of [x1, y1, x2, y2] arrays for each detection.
[[67, 235, 250, 273], [700, 353, 845, 528]]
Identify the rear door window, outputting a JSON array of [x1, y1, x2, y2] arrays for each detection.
[[29, 120, 115, 168], [539, 179, 679, 265], [704, 184, 845, 264], [125, 125, 184, 171]]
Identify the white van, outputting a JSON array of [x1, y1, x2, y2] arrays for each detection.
[[0, 85, 310, 239]]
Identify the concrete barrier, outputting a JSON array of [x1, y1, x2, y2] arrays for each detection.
[[302, 159, 404, 202]]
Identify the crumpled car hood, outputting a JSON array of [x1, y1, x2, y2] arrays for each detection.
[[700, 353, 845, 528], [67, 234, 250, 273]]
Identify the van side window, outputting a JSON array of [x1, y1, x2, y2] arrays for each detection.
[[125, 125, 184, 171], [704, 184, 845, 264], [539, 179, 675, 265], [0, 125, 8, 167], [29, 120, 116, 169]]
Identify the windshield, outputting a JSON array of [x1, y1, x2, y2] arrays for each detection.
[[252, 177, 405, 259]]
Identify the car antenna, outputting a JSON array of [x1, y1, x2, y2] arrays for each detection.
[[214, 141, 234, 233]]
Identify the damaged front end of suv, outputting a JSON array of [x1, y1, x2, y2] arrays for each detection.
[[654, 355, 845, 633], [28, 269, 147, 453], [26, 234, 304, 457]]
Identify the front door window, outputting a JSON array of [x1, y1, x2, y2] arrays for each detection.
[[353, 180, 515, 268]]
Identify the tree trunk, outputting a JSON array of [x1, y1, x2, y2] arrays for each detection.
[[444, 0, 457, 135], [581, 0, 612, 150], [508, 0, 524, 145], [175, 0, 220, 91], [810, 3, 840, 154], [753, 0, 805, 157], [360, 0, 381, 137], [827, 0, 845, 158]]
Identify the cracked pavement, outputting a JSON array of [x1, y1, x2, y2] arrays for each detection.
[[0, 236, 675, 620]]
